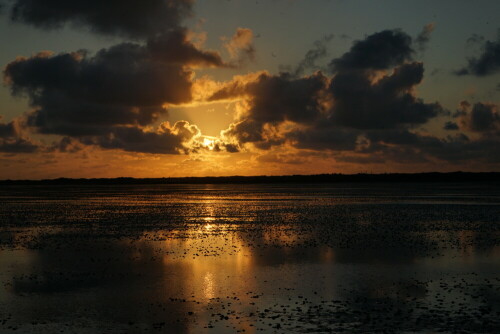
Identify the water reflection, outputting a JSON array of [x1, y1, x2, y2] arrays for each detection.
[[0, 183, 499, 333]]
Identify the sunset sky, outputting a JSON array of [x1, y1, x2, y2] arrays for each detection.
[[1, 0, 499, 179]]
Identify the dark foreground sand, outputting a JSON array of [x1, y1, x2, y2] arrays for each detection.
[[0, 183, 499, 333]]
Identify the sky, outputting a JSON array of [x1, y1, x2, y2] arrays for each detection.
[[0, 0, 499, 179]]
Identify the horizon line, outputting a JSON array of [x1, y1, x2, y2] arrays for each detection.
[[2, 171, 500, 184]]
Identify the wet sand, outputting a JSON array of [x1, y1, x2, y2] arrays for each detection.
[[0, 183, 499, 333]]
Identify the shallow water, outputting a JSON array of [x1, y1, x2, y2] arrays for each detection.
[[0, 183, 499, 333]]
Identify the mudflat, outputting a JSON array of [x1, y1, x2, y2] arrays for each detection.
[[0, 183, 499, 333]]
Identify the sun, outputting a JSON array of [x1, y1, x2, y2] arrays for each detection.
[[203, 138, 214, 147], [201, 136, 217, 150]]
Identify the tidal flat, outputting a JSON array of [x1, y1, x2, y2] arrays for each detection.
[[0, 183, 499, 333]]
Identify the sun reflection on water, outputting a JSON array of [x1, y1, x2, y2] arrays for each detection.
[[203, 271, 215, 300]]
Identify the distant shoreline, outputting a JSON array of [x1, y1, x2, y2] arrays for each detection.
[[1, 172, 500, 185]]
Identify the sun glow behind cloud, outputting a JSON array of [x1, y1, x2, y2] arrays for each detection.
[[202, 137, 215, 149]]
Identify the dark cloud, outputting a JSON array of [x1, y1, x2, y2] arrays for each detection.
[[86, 121, 200, 154], [3, 27, 231, 154], [211, 31, 444, 152], [292, 34, 334, 76], [4, 17, 499, 167], [218, 72, 328, 148], [52, 136, 84, 153], [329, 29, 413, 72], [0, 119, 16, 137], [215, 62, 443, 153], [415, 23, 435, 52], [443, 121, 459, 130], [147, 29, 225, 67], [207, 29, 500, 166], [457, 102, 500, 134], [288, 127, 360, 152], [346, 130, 499, 164], [363, 129, 445, 149], [422, 134, 500, 163], [4, 46, 191, 135], [223, 143, 239, 153], [3, 0, 193, 39], [329, 62, 444, 129], [0, 0, 245, 153], [456, 32, 500, 76], [241, 72, 327, 125], [0, 118, 39, 153], [0, 117, 91, 154], [0, 138, 39, 153]]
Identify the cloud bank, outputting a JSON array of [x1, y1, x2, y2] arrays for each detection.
[[2, 1, 244, 155], [4, 0, 193, 39], [207, 29, 499, 165], [0, 0, 499, 172], [457, 30, 500, 76]]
